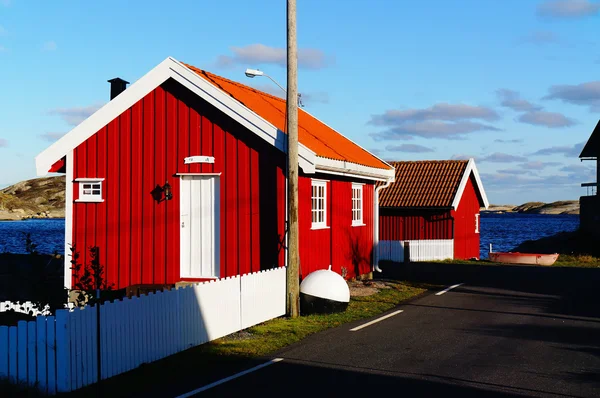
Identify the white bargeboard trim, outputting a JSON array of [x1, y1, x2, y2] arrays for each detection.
[[451, 158, 489, 210]]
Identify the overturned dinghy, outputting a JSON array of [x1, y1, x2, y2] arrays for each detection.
[[300, 267, 350, 315]]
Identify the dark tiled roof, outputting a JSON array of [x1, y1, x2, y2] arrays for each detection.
[[378, 160, 468, 208]]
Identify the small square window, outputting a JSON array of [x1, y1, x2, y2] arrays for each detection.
[[75, 178, 104, 203]]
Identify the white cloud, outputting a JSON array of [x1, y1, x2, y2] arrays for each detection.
[[537, 0, 600, 18], [530, 141, 585, 157], [216, 43, 330, 70], [49, 104, 104, 126], [517, 110, 576, 128], [479, 152, 528, 163], [43, 41, 57, 51], [543, 81, 600, 112], [369, 103, 501, 141], [0, 138, 8, 147], [385, 144, 435, 153], [496, 89, 542, 112], [370, 103, 499, 125]]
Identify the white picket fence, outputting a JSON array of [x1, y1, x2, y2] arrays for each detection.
[[379, 239, 454, 262], [0, 267, 286, 394]]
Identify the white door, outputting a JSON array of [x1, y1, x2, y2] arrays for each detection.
[[180, 175, 220, 278]]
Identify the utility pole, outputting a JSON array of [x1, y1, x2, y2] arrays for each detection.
[[286, 0, 300, 318]]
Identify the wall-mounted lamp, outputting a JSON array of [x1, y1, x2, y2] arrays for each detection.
[[152, 181, 173, 203]]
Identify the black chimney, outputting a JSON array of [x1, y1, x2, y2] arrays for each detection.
[[108, 77, 130, 100]]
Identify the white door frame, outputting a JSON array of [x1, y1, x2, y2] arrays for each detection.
[[179, 174, 221, 279]]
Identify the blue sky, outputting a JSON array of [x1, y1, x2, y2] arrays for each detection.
[[1, 0, 599, 204]]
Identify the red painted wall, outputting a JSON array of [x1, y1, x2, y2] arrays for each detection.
[[379, 209, 453, 241], [71, 80, 287, 289], [379, 173, 482, 260], [452, 174, 481, 260], [298, 175, 375, 280]]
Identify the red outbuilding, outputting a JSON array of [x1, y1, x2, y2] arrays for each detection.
[[376, 160, 489, 262], [35, 57, 395, 292]]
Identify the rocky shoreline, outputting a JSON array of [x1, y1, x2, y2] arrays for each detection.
[[484, 200, 579, 215], [0, 176, 65, 221]]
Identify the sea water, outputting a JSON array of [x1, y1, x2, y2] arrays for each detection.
[[0, 214, 580, 259]]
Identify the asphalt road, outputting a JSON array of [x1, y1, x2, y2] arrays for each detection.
[[184, 265, 600, 398]]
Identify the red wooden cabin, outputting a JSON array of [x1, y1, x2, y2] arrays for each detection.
[[376, 160, 488, 261], [35, 57, 395, 291]]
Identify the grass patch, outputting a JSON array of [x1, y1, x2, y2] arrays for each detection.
[[553, 254, 600, 268], [203, 281, 430, 357], [429, 258, 488, 265]]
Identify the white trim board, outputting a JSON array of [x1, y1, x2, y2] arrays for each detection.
[[64, 151, 73, 291], [451, 158, 489, 210]]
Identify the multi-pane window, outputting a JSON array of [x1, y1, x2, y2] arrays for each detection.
[[311, 180, 327, 228], [352, 184, 363, 225], [76, 178, 104, 202]]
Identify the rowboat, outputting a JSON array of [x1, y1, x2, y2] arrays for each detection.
[[488, 245, 559, 266]]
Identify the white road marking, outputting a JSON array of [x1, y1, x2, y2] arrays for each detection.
[[175, 358, 284, 397], [349, 310, 404, 332], [435, 283, 464, 296]]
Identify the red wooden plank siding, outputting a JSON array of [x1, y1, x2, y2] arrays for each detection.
[[119, 109, 132, 288], [106, 118, 120, 287], [154, 87, 167, 284], [250, 149, 260, 273], [83, 136, 97, 269], [130, 103, 143, 285], [212, 122, 226, 277], [201, 116, 213, 174], [453, 175, 481, 260], [225, 133, 238, 276], [178, 101, 190, 175], [166, 90, 180, 284], [141, 91, 155, 284], [237, 140, 251, 275], [95, 127, 108, 286], [189, 108, 201, 174], [277, 165, 286, 269], [379, 210, 453, 241]]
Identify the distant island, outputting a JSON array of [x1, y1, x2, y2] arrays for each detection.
[[484, 201, 579, 215], [0, 176, 65, 220], [0, 176, 580, 220]]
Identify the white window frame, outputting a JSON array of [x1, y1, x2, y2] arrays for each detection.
[[75, 178, 104, 203], [352, 183, 364, 226], [311, 179, 328, 229], [475, 213, 480, 234]]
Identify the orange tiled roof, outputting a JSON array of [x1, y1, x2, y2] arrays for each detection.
[[378, 160, 468, 208], [183, 63, 390, 170]]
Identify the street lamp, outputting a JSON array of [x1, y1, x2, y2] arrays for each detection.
[[244, 68, 303, 107]]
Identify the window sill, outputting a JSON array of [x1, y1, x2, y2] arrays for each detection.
[[310, 225, 330, 230], [352, 223, 366, 227], [74, 199, 105, 203]]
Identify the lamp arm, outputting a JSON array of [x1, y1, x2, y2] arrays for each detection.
[[263, 74, 287, 94]]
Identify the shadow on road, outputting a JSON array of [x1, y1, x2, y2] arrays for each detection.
[[200, 359, 532, 397], [377, 261, 600, 319]]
